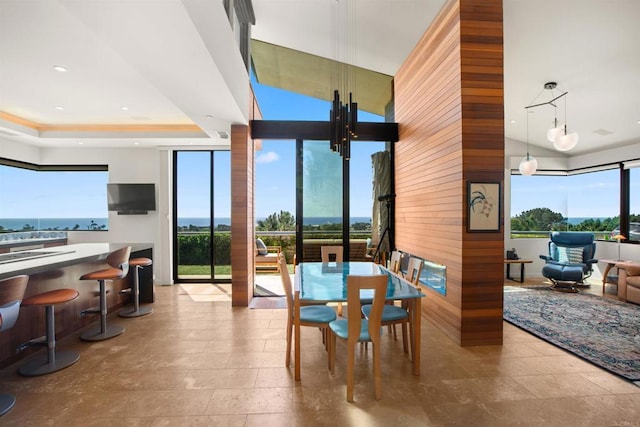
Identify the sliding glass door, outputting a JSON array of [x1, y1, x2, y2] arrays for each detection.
[[173, 151, 231, 283]]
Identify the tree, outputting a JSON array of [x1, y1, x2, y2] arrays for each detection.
[[257, 210, 295, 231], [511, 208, 565, 231]]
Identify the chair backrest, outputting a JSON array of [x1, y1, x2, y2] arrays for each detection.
[[548, 232, 596, 264], [346, 275, 388, 344], [106, 246, 132, 277], [405, 257, 423, 286], [0, 275, 29, 332], [389, 251, 402, 274], [321, 245, 344, 263], [277, 254, 294, 319]]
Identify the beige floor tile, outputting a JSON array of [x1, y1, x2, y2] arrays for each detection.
[[2, 284, 639, 426]]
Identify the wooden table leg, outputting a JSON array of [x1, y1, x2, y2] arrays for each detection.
[[602, 262, 615, 294], [294, 299, 301, 381], [411, 298, 421, 376]]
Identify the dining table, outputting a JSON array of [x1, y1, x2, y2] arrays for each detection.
[[293, 261, 426, 380]]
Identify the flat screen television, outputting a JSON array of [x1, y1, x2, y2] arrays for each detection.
[[107, 183, 156, 215]]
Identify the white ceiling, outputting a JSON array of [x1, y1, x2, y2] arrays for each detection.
[[1, 0, 639, 155]]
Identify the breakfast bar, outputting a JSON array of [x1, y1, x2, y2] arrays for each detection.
[[0, 243, 153, 368]]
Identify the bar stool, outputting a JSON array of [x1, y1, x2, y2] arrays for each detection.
[[18, 288, 80, 376], [0, 275, 28, 416], [79, 246, 130, 341], [118, 257, 153, 317]]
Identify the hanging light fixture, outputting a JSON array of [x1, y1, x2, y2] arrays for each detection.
[[328, 0, 358, 160], [552, 90, 579, 151], [525, 81, 579, 152], [519, 110, 538, 175]]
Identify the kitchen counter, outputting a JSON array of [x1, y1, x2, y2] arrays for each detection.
[[0, 243, 149, 280], [0, 242, 153, 368]]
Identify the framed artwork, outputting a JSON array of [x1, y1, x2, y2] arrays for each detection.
[[467, 181, 501, 232]]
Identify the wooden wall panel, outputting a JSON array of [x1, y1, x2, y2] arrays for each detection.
[[394, 0, 504, 346]]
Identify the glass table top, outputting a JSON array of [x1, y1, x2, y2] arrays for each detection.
[[295, 261, 425, 302]]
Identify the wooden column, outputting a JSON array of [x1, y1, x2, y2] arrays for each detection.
[[394, 0, 504, 345], [230, 124, 254, 306]]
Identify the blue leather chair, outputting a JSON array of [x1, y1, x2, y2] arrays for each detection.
[[540, 231, 597, 292]]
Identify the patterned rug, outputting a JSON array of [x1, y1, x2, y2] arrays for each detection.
[[503, 286, 640, 382]]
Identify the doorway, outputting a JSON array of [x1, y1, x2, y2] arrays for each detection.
[[173, 150, 231, 283]]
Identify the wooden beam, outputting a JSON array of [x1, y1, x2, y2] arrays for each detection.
[[250, 120, 399, 142]]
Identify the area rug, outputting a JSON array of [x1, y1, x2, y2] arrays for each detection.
[[503, 286, 640, 382]]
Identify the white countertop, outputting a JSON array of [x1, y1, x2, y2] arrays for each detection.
[[0, 243, 146, 279]]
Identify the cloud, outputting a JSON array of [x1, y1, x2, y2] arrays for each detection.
[[256, 151, 279, 164]]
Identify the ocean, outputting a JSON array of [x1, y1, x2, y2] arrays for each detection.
[[0, 217, 373, 232]]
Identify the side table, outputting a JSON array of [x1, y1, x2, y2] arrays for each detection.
[[504, 259, 532, 283], [599, 259, 623, 294]]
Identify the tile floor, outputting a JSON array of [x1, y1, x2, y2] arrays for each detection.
[[1, 279, 639, 426]]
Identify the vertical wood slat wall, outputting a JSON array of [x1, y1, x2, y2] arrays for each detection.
[[231, 88, 262, 307], [394, 0, 504, 346]]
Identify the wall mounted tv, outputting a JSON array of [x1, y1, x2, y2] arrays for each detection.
[[107, 183, 156, 215]]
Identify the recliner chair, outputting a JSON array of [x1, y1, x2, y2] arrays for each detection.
[[539, 231, 597, 292]]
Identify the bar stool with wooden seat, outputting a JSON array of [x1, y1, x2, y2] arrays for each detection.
[[0, 275, 28, 416], [118, 257, 153, 318], [79, 246, 130, 341], [18, 287, 80, 376]]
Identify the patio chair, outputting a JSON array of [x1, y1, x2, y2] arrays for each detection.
[[539, 231, 597, 292], [255, 238, 281, 272]]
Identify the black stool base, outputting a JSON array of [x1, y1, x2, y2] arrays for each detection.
[[0, 393, 16, 416], [18, 350, 79, 377], [80, 324, 125, 341], [118, 305, 153, 318]]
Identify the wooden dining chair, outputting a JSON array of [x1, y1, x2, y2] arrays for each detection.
[[329, 274, 388, 402], [404, 257, 423, 286], [279, 254, 336, 370], [321, 245, 345, 315], [388, 250, 402, 274], [321, 245, 343, 263]]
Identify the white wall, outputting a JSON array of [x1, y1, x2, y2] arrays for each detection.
[[0, 141, 173, 285]]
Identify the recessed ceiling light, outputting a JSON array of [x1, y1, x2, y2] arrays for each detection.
[[121, 106, 129, 111], [53, 65, 67, 72], [205, 115, 214, 119], [637, 120, 640, 125], [78, 142, 84, 145], [510, 120, 516, 124], [55, 106, 64, 111], [133, 141, 139, 145]]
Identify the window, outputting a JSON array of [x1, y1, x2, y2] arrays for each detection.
[[628, 166, 640, 241], [0, 161, 108, 232], [510, 168, 619, 239]]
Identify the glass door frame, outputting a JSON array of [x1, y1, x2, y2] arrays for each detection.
[[172, 150, 230, 284]]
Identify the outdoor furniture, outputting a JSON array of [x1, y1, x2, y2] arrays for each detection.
[[255, 238, 281, 272], [539, 232, 597, 292], [0, 275, 28, 416], [615, 261, 640, 304], [329, 274, 388, 401]]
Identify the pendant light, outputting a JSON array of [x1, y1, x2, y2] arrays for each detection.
[[519, 110, 537, 176], [552, 92, 579, 151]]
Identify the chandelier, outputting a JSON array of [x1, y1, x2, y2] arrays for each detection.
[[329, 0, 358, 160], [525, 81, 579, 152]]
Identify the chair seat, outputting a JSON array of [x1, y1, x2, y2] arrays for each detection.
[[80, 267, 124, 281], [299, 305, 337, 323], [329, 319, 371, 341], [362, 304, 408, 322], [129, 257, 152, 267], [21, 289, 79, 306]]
